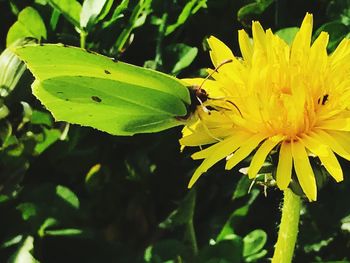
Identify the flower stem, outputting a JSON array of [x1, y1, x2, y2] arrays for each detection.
[[272, 188, 301, 263], [187, 218, 198, 256]]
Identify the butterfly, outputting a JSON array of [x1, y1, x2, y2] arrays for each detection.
[[14, 44, 238, 136], [14, 44, 195, 135]]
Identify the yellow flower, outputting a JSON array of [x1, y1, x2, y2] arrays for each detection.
[[180, 13, 350, 201]]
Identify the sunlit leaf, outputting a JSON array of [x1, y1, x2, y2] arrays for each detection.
[[0, 43, 27, 96], [6, 7, 46, 47], [80, 0, 114, 30], [56, 185, 79, 209], [275, 27, 299, 46], [8, 236, 39, 263], [30, 110, 53, 126], [47, 0, 82, 28], [243, 229, 267, 258], [44, 228, 86, 236], [34, 128, 61, 155]]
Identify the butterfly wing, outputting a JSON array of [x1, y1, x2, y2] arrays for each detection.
[[14, 44, 190, 135]]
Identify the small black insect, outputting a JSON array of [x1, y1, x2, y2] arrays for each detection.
[[104, 69, 111, 74], [91, 96, 102, 103], [317, 94, 329, 105]]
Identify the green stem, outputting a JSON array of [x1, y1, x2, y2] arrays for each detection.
[[187, 219, 198, 256], [272, 189, 301, 263], [80, 30, 87, 49]]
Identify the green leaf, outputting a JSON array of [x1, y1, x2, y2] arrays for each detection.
[[242, 229, 267, 258], [30, 110, 53, 126], [56, 185, 79, 209], [217, 190, 259, 241], [165, 0, 207, 36], [237, 0, 274, 23], [80, 0, 114, 30], [6, 7, 47, 47], [34, 128, 61, 155], [196, 239, 243, 263], [275, 27, 299, 46], [159, 189, 196, 229], [50, 8, 61, 31], [17, 101, 33, 131], [14, 45, 190, 135], [0, 104, 9, 119], [38, 218, 59, 237], [232, 176, 251, 200], [314, 21, 350, 52], [164, 43, 198, 75], [16, 202, 38, 220], [44, 228, 85, 236], [144, 239, 185, 262], [8, 236, 39, 263], [114, 0, 152, 53], [102, 0, 129, 29], [0, 235, 23, 249], [47, 0, 82, 28]]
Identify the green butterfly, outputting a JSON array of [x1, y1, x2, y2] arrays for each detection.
[[14, 44, 196, 135]]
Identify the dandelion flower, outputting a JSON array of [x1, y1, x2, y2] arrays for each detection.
[[180, 13, 350, 201]]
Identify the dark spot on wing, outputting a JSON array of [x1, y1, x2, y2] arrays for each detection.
[[104, 70, 111, 74], [65, 98, 69, 101], [91, 96, 102, 103], [56, 91, 63, 94]]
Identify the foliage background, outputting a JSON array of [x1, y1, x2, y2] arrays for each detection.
[[0, 0, 350, 262]]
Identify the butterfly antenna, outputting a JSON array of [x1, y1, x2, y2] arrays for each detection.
[[196, 59, 234, 114], [198, 59, 233, 89]]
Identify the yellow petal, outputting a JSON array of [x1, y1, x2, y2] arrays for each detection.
[[312, 129, 350, 160], [238, 29, 253, 64], [180, 127, 232, 146], [252, 21, 266, 50], [248, 135, 284, 178], [327, 130, 350, 161], [308, 31, 329, 72], [225, 133, 268, 170], [319, 148, 343, 182], [291, 13, 313, 63], [330, 38, 350, 66], [188, 132, 250, 187], [207, 36, 235, 68], [276, 141, 292, 190], [291, 140, 317, 201], [318, 118, 350, 131], [301, 134, 343, 182]]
